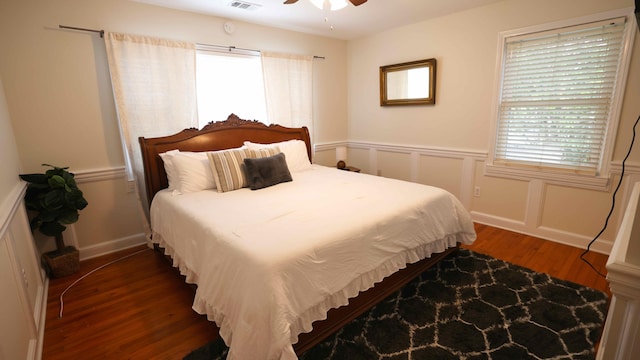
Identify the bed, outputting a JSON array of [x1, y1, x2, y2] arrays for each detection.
[[139, 114, 476, 360]]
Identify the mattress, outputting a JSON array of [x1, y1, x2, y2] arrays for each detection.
[[150, 164, 476, 360]]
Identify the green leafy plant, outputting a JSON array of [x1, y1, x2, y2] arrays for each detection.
[[19, 164, 88, 253]]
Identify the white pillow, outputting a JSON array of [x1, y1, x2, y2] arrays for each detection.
[[171, 152, 216, 194], [244, 139, 312, 172], [159, 150, 180, 191]]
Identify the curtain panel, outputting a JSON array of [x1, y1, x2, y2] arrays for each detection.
[[261, 51, 314, 140], [104, 32, 198, 228]]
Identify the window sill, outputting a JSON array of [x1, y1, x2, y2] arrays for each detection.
[[484, 163, 610, 191]]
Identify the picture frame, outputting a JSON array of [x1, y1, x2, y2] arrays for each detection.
[[380, 58, 437, 106]]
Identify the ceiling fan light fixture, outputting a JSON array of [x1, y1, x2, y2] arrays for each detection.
[[309, 0, 348, 11]]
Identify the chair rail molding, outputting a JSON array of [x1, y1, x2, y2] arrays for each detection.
[[73, 166, 126, 183], [0, 182, 27, 237]]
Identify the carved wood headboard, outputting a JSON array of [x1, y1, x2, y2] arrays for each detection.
[[138, 114, 312, 208]]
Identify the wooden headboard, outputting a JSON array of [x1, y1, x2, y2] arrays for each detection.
[[138, 114, 312, 207]]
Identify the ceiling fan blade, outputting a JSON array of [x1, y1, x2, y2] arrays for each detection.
[[283, 0, 298, 4]]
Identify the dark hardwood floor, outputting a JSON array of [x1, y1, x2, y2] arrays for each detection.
[[42, 223, 610, 359]]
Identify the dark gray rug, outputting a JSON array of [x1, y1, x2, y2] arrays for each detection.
[[184, 249, 609, 360]]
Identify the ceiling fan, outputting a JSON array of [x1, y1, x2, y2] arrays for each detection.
[[283, 0, 368, 7]]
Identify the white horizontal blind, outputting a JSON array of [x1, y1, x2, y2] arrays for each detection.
[[495, 18, 626, 175]]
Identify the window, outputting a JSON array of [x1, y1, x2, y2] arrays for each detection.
[[196, 49, 268, 128], [487, 11, 634, 188]]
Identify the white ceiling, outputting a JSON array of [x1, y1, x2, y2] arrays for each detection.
[[133, 0, 506, 40]]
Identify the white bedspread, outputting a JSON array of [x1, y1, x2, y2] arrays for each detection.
[[150, 165, 476, 360]]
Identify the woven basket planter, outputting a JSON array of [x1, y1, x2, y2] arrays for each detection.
[[42, 246, 79, 278]]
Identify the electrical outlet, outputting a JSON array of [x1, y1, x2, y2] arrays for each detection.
[[474, 186, 481, 197], [126, 180, 135, 193], [22, 268, 28, 288]]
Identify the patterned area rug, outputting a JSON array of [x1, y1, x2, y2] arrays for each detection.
[[184, 249, 609, 360]]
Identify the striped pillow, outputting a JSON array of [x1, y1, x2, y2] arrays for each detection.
[[249, 147, 280, 159], [207, 147, 279, 192]]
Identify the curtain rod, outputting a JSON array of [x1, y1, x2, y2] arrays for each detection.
[[59, 25, 105, 38], [58, 25, 326, 59]]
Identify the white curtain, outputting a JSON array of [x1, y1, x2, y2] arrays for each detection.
[[104, 32, 198, 228], [261, 51, 314, 139]]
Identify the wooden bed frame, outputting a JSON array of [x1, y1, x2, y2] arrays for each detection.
[[138, 113, 459, 355]]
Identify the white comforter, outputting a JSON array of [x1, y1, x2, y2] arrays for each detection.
[[150, 165, 476, 360]]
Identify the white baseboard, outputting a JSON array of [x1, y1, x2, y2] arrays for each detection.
[[471, 211, 613, 255], [78, 233, 147, 261]]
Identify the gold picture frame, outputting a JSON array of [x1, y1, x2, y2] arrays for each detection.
[[380, 58, 437, 106]]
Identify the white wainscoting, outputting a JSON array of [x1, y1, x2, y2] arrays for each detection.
[[316, 142, 640, 255], [597, 181, 640, 360], [315, 141, 486, 210], [349, 141, 486, 210], [0, 182, 47, 360]]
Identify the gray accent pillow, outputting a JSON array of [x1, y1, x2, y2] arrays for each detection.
[[244, 153, 293, 190]]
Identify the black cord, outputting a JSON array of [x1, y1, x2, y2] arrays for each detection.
[[580, 114, 640, 278]]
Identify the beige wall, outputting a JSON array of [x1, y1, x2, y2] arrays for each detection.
[[346, 0, 640, 253], [0, 79, 22, 200], [0, 0, 349, 258], [347, 0, 638, 150]]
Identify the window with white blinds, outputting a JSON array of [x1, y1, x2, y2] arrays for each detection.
[[494, 17, 627, 176]]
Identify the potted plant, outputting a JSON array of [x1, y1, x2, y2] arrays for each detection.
[[19, 164, 88, 278]]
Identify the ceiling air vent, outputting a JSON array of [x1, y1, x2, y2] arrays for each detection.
[[228, 1, 261, 11]]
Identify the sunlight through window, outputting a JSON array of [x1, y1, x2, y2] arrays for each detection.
[[196, 52, 268, 128]]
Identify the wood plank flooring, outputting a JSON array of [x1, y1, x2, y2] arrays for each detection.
[[42, 223, 611, 359]]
